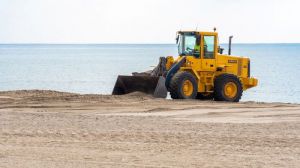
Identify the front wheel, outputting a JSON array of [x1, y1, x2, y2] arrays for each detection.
[[169, 72, 197, 99], [214, 74, 243, 102]]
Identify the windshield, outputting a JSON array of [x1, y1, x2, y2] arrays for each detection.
[[178, 33, 200, 57]]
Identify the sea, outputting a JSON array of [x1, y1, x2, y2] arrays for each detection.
[[0, 44, 299, 103]]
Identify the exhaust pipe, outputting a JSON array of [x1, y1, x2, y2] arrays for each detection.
[[228, 36, 233, 55]]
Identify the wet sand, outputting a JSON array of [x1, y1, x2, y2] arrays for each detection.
[[0, 90, 300, 167]]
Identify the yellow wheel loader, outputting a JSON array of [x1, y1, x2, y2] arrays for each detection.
[[112, 30, 258, 102]]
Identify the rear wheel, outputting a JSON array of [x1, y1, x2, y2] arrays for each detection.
[[214, 74, 243, 102], [169, 72, 197, 99]]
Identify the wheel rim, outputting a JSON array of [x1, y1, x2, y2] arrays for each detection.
[[182, 80, 193, 97], [224, 82, 237, 98]]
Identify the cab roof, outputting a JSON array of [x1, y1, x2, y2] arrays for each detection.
[[177, 31, 218, 36]]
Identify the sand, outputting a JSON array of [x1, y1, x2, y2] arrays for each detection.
[[0, 90, 300, 167]]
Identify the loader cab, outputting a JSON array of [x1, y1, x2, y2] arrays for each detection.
[[177, 32, 201, 58], [177, 31, 218, 71]]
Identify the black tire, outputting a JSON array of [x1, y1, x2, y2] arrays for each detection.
[[196, 93, 213, 100], [214, 74, 243, 102], [169, 72, 197, 99]]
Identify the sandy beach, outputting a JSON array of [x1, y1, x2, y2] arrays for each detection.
[[0, 90, 300, 167]]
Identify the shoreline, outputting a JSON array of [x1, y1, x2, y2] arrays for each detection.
[[0, 89, 298, 105]]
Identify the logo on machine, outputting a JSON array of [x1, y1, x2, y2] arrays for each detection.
[[228, 60, 238, 64]]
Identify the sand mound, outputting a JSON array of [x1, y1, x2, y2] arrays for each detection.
[[0, 90, 75, 98], [0, 90, 156, 105]]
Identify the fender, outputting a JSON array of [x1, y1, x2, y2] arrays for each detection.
[[165, 56, 186, 89]]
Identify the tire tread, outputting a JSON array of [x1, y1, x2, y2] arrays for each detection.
[[169, 72, 197, 99], [214, 74, 243, 102]]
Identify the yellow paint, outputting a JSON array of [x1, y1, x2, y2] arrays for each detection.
[[165, 56, 174, 70], [224, 82, 238, 98], [182, 80, 193, 97], [170, 30, 258, 95]]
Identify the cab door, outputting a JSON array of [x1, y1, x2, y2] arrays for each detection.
[[201, 35, 217, 71]]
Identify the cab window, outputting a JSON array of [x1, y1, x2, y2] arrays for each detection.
[[178, 33, 200, 57], [203, 36, 215, 59]]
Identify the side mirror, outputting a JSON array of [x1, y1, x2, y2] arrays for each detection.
[[176, 35, 179, 44], [218, 46, 224, 54]]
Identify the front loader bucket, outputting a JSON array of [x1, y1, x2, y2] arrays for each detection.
[[112, 75, 167, 98]]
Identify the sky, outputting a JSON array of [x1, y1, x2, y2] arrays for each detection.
[[0, 0, 299, 44]]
